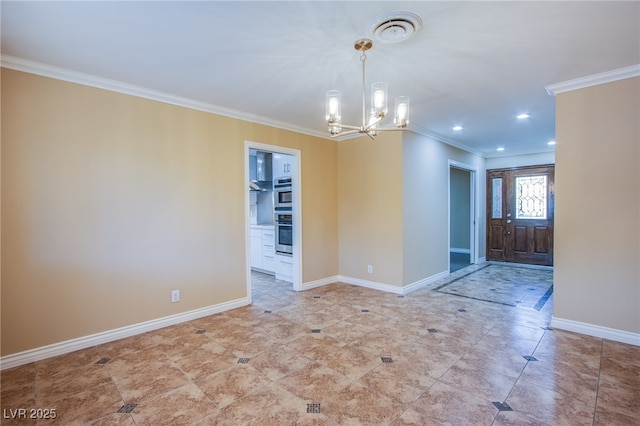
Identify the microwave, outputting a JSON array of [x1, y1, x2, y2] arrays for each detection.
[[274, 176, 292, 211]]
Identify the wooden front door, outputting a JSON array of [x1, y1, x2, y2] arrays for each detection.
[[486, 165, 554, 266]]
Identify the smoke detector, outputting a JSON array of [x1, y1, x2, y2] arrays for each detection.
[[370, 11, 423, 44]]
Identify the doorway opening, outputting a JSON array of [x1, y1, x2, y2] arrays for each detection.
[[486, 165, 554, 266], [245, 141, 302, 304], [448, 161, 479, 273]]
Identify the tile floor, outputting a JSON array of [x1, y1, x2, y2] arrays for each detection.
[[2, 263, 639, 425], [449, 252, 470, 273]]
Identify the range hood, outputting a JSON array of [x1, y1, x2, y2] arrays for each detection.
[[249, 151, 273, 191]]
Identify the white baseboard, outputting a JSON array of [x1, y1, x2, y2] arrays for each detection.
[[337, 271, 450, 296], [403, 270, 450, 294], [551, 316, 640, 347], [450, 248, 471, 254], [338, 275, 404, 295], [300, 276, 340, 291], [0, 297, 249, 371]]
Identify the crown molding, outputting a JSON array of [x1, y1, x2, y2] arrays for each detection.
[[1, 55, 332, 141], [545, 64, 640, 96], [483, 147, 555, 159], [407, 124, 486, 157]]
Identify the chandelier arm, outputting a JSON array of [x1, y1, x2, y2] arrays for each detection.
[[361, 52, 367, 129], [338, 124, 362, 131], [334, 129, 361, 137], [364, 115, 384, 131], [371, 126, 408, 131]]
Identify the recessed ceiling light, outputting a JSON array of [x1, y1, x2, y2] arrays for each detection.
[[547, 140, 556, 145], [497, 147, 505, 152], [517, 113, 530, 120], [452, 125, 463, 131]]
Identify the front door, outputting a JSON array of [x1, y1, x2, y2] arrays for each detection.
[[486, 165, 554, 266]]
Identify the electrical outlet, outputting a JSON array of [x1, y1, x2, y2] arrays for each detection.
[[171, 290, 180, 303], [367, 265, 373, 274]]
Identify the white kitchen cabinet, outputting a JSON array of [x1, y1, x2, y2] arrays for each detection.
[[262, 228, 276, 272], [275, 253, 293, 283], [251, 225, 276, 274], [272, 153, 295, 178], [250, 228, 263, 270]]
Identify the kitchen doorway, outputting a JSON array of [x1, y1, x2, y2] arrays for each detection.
[[245, 141, 302, 303], [448, 161, 479, 272]]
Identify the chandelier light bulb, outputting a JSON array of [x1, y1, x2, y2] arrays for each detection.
[[326, 90, 341, 124], [371, 82, 388, 117], [394, 96, 410, 127]]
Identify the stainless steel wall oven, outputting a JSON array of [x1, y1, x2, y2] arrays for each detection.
[[274, 176, 292, 211], [275, 211, 293, 256]]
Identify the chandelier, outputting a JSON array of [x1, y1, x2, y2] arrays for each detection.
[[326, 38, 410, 140]]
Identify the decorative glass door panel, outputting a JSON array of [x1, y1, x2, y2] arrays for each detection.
[[515, 175, 547, 219]]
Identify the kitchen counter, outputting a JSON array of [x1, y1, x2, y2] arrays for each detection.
[[250, 224, 274, 229]]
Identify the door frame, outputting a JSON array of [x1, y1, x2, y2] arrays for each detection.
[[245, 141, 303, 303], [448, 160, 480, 268]]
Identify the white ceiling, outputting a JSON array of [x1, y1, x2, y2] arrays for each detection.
[[2, 1, 639, 157]]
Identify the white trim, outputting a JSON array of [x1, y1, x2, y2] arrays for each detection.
[[0, 297, 249, 371], [337, 275, 404, 295], [301, 276, 340, 291], [448, 160, 481, 267], [244, 141, 303, 294], [402, 270, 450, 294], [1, 54, 329, 141], [450, 248, 471, 254], [409, 124, 485, 157], [545, 64, 640, 96], [338, 271, 450, 296], [550, 316, 640, 347]]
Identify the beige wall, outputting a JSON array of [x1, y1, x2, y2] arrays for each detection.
[[402, 133, 486, 285], [337, 132, 404, 286], [554, 76, 639, 334], [1, 69, 339, 355]]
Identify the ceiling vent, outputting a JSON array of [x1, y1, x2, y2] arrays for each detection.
[[371, 11, 423, 44]]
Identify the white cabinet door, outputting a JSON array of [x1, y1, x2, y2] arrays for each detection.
[[250, 228, 263, 269], [262, 229, 276, 273], [275, 254, 293, 283], [272, 153, 295, 178]]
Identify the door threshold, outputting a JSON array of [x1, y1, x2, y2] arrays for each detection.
[[487, 261, 553, 271]]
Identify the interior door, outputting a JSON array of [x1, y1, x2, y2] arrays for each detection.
[[487, 165, 554, 266]]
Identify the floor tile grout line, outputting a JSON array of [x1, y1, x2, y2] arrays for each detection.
[[592, 339, 605, 426], [498, 326, 555, 425]]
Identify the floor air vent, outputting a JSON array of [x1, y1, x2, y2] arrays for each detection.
[[117, 403, 137, 414], [307, 403, 321, 413]]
